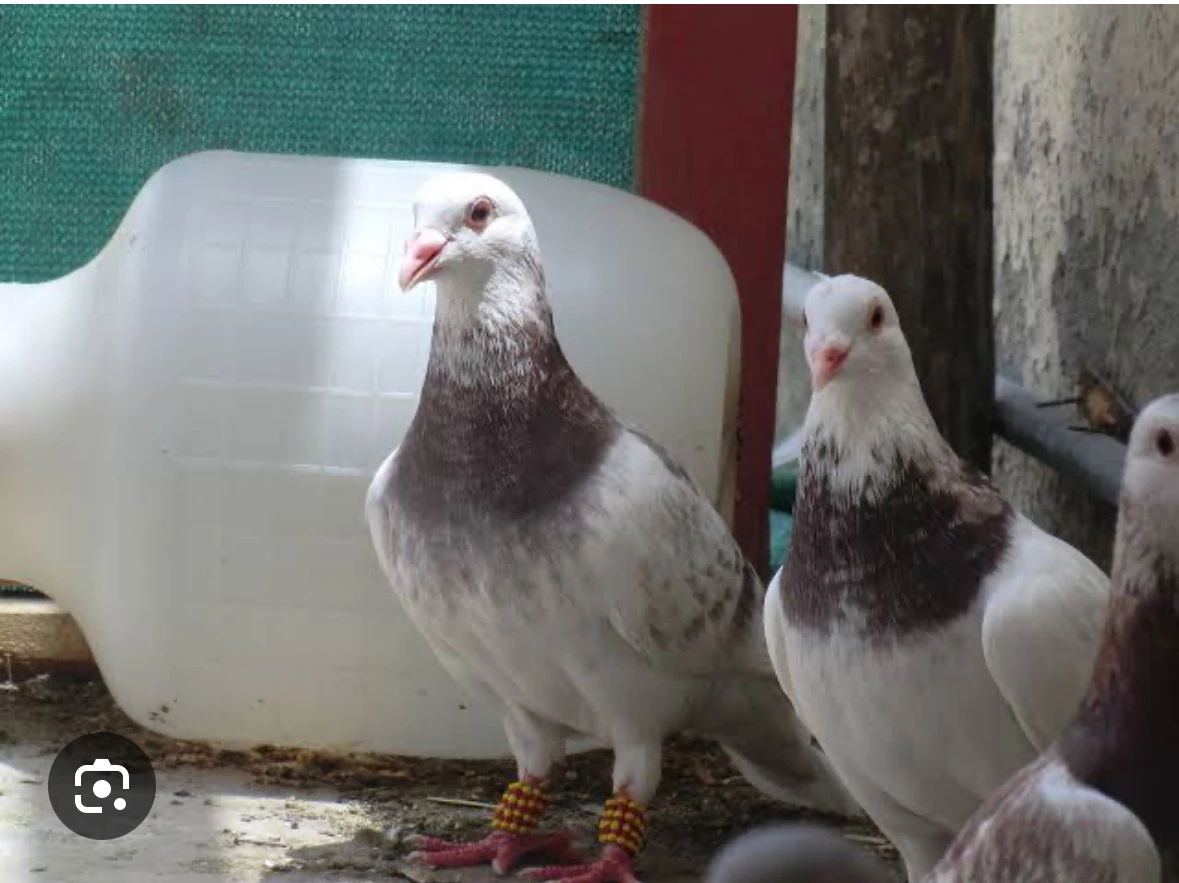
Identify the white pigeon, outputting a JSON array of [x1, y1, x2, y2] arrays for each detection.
[[763, 274, 1111, 882], [366, 173, 860, 883], [728, 394, 1179, 883]]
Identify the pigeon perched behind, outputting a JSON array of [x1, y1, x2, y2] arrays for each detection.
[[366, 173, 859, 883], [763, 275, 1111, 881], [706, 824, 890, 883], [749, 395, 1179, 883]]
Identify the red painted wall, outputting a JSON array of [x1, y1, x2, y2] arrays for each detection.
[[638, 6, 799, 577]]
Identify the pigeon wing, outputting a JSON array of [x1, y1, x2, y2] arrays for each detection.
[[981, 516, 1111, 749]]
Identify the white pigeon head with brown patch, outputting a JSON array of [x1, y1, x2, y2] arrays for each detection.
[[800, 274, 950, 494]]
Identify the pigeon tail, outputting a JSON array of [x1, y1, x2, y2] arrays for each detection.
[[697, 679, 863, 819], [721, 741, 863, 820]]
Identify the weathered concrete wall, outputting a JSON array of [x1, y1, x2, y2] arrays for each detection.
[[777, 5, 826, 444], [783, 6, 1179, 569], [993, 6, 1179, 568], [786, 6, 826, 274]]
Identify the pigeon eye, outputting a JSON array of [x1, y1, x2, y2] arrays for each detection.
[[868, 304, 885, 331], [467, 198, 493, 228], [1157, 429, 1174, 458]]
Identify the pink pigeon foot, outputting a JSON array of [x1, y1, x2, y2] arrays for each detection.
[[522, 845, 642, 883], [406, 829, 582, 876]]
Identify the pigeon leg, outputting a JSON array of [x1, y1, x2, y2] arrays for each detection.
[[523, 791, 649, 883], [409, 711, 583, 874], [407, 778, 581, 875]]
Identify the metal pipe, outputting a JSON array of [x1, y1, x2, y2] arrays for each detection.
[[780, 262, 1127, 504], [993, 376, 1124, 507]]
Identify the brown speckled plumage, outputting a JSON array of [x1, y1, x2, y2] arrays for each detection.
[[783, 433, 1014, 642], [933, 752, 1124, 883], [391, 295, 617, 531]]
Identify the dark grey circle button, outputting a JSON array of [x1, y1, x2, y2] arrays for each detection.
[[47, 732, 156, 840]]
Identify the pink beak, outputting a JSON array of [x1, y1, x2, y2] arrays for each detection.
[[398, 228, 450, 291], [809, 342, 850, 389]]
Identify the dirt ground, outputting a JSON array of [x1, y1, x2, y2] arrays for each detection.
[[0, 671, 900, 882]]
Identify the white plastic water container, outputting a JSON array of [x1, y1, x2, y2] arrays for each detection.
[[0, 151, 741, 758]]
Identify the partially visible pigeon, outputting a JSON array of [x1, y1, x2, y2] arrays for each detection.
[[747, 394, 1179, 883], [706, 824, 890, 883], [367, 173, 859, 883], [764, 275, 1111, 881], [923, 393, 1179, 881]]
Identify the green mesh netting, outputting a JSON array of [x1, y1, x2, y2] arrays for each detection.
[[0, 5, 643, 283], [0, 582, 42, 598]]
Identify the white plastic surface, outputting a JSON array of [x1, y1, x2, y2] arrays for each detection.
[[0, 151, 740, 758]]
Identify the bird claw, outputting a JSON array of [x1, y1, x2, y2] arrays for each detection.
[[521, 846, 642, 883], [406, 830, 581, 875]]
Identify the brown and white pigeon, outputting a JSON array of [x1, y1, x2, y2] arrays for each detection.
[[763, 274, 1111, 881], [366, 172, 859, 883], [739, 394, 1179, 883]]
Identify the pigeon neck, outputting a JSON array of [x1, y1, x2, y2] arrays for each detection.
[[802, 376, 951, 497], [392, 261, 618, 527], [427, 259, 566, 388], [1060, 523, 1179, 847]]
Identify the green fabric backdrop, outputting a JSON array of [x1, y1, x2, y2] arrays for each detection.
[[0, 4, 643, 283]]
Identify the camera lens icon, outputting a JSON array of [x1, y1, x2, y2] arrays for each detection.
[[75, 759, 130, 813], [49, 733, 156, 840]]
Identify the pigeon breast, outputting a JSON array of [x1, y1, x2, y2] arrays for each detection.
[[783, 432, 1014, 642]]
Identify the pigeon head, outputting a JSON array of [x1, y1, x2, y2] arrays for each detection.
[[802, 275, 912, 393], [398, 172, 539, 294], [1120, 393, 1179, 550], [799, 274, 946, 487], [705, 824, 890, 883]]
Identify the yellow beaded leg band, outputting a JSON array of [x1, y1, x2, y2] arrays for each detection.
[[492, 780, 550, 835], [597, 795, 648, 856]]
